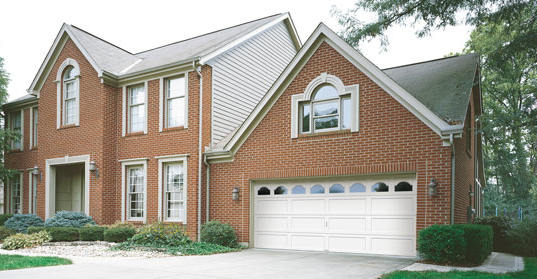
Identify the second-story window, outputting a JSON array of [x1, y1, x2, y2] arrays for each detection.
[[11, 111, 22, 150], [128, 84, 146, 133], [63, 66, 78, 125], [165, 75, 186, 128], [32, 107, 38, 148]]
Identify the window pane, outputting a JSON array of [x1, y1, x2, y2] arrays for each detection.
[[12, 112, 21, 149], [33, 108, 38, 147], [311, 185, 325, 194], [292, 185, 305, 194], [372, 182, 389, 192], [314, 116, 338, 130], [257, 187, 270, 195], [313, 85, 338, 100], [341, 97, 351, 129], [350, 183, 366, 193], [65, 99, 77, 124], [167, 77, 185, 98], [301, 103, 310, 133], [329, 184, 345, 193], [395, 182, 413, 192], [274, 186, 287, 195], [65, 82, 76, 99], [63, 67, 76, 80], [129, 86, 145, 105], [314, 101, 338, 116], [167, 97, 185, 127], [130, 104, 145, 132], [128, 166, 144, 218]]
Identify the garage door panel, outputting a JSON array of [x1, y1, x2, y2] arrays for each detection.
[[328, 217, 366, 233], [291, 235, 324, 251], [371, 218, 414, 235], [291, 217, 325, 232], [371, 197, 414, 215], [291, 199, 325, 213], [256, 200, 287, 214], [328, 198, 366, 214], [328, 236, 367, 253], [371, 237, 415, 256], [256, 233, 288, 249], [256, 217, 287, 232]]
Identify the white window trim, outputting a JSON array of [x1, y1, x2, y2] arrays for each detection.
[[123, 81, 148, 136], [55, 58, 80, 129], [157, 154, 188, 222], [29, 106, 38, 149], [9, 110, 24, 151], [121, 158, 148, 222], [159, 72, 189, 132], [27, 171, 34, 214], [291, 73, 359, 138]]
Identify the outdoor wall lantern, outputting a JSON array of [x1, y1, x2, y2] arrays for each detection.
[[32, 165, 42, 181], [469, 189, 474, 197], [232, 187, 240, 201], [428, 178, 438, 196], [89, 161, 99, 177]]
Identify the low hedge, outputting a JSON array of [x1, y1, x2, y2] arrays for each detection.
[[474, 216, 513, 252], [79, 226, 106, 241], [104, 227, 136, 243], [200, 221, 238, 248], [454, 224, 493, 265], [508, 218, 537, 257], [27, 226, 47, 234], [418, 224, 492, 265], [0, 214, 13, 226], [47, 227, 79, 242]]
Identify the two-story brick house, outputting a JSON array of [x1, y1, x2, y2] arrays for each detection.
[[3, 15, 484, 257]]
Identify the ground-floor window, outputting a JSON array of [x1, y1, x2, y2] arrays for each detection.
[[164, 162, 184, 220], [10, 174, 21, 214], [127, 165, 145, 219]]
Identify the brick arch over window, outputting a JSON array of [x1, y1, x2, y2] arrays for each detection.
[[55, 58, 81, 128], [291, 73, 359, 137]]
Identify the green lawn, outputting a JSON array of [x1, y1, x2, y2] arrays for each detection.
[[0, 254, 72, 271], [382, 258, 536, 279]]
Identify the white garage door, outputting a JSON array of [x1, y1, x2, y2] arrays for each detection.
[[253, 174, 417, 256]]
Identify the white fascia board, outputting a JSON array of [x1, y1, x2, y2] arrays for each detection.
[[199, 13, 295, 64], [28, 24, 103, 94]]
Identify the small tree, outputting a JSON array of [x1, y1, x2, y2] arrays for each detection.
[[0, 56, 20, 184]]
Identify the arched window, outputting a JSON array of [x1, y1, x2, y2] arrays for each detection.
[[395, 182, 413, 192], [350, 183, 366, 193], [310, 185, 325, 194], [329, 184, 345, 193], [257, 187, 270, 195], [274, 186, 287, 195], [372, 182, 389, 192], [56, 58, 80, 128], [292, 185, 306, 194]]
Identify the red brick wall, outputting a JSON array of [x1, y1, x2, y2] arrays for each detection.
[[209, 42, 454, 243]]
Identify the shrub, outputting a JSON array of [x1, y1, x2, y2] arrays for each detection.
[[0, 214, 14, 226], [0, 226, 15, 242], [200, 221, 238, 248], [454, 224, 493, 265], [1, 231, 52, 250], [27, 226, 47, 234], [4, 214, 44, 233], [474, 216, 513, 252], [127, 222, 190, 247], [418, 225, 466, 264], [103, 221, 137, 230], [44, 211, 95, 228], [47, 227, 79, 242], [104, 227, 136, 243], [508, 218, 537, 257], [79, 226, 106, 241]]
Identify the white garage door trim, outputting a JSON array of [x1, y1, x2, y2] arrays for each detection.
[[251, 174, 417, 256]]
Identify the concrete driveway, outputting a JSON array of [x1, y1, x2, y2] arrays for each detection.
[[0, 249, 415, 279]]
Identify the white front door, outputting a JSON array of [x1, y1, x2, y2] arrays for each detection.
[[253, 174, 417, 256]]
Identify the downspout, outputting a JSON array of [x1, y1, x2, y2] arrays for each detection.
[[204, 155, 210, 222], [194, 60, 203, 242], [450, 133, 455, 225]]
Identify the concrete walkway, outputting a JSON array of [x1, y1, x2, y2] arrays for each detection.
[[0, 249, 415, 279], [402, 252, 524, 274]]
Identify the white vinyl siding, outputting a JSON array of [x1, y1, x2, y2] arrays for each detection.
[[208, 22, 297, 145]]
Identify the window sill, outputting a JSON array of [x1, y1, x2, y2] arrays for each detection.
[[30, 147, 38, 151], [161, 126, 187, 133], [125, 131, 146, 137], [59, 124, 78, 130], [8, 149, 23, 154], [297, 129, 352, 140]]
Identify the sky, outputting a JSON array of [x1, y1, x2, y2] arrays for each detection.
[[0, 0, 472, 102]]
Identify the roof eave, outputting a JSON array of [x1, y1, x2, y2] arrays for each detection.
[[3, 97, 39, 110]]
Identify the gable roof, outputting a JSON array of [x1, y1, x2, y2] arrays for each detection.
[[27, 13, 300, 94], [383, 53, 479, 124], [206, 23, 476, 162]]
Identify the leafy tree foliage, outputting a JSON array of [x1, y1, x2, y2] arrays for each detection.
[[0, 56, 20, 183]]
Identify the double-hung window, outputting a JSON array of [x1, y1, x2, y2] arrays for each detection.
[[165, 76, 186, 128], [128, 84, 146, 133], [164, 162, 185, 220], [300, 84, 351, 133], [63, 67, 78, 125], [11, 111, 22, 150], [10, 175, 21, 214], [32, 107, 38, 148], [127, 165, 145, 219]]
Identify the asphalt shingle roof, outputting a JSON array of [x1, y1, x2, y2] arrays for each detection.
[[383, 53, 479, 124]]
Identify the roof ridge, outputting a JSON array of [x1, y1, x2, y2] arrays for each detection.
[[69, 25, 136, 56], [134, 13, 284, 55], [382, 53, 478, 71]]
